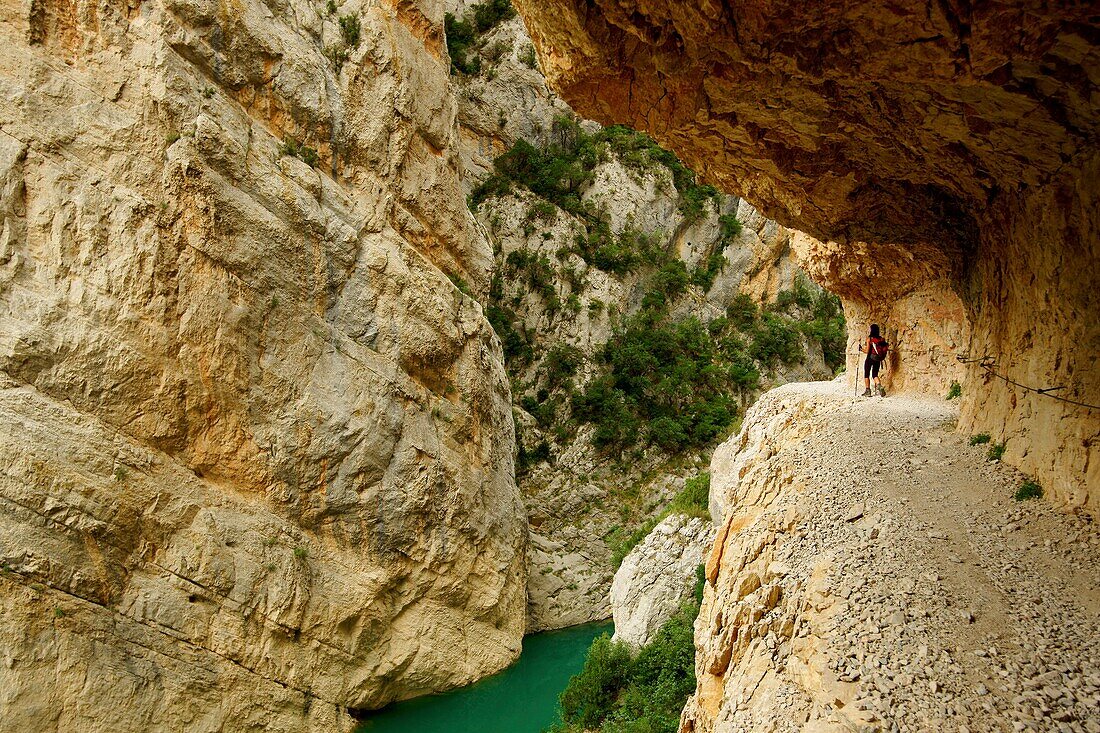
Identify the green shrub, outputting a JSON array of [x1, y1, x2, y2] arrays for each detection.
[[446, 272, 473, 297], [987, 442, 1006, 461], [749, 313, 801, 366], [338, 13, 360, 47], [969, 433, 991, 445], [718, 213, 742, 242], [691, 252, 726, 291], [472, 0, 515, 31], [609, 517, 660, 569], [471, 120, 718, 269], [946, 380, 962, 400], [486, 302, 532, 365], [556, 634, 633, 729], [293, 547, 308, 560], [550, 602, 700, 733], [726, 294, 758, 330], [1014, 480, 1043, 501], [279, 138, 320, 167], [520, 44, 538, 69], [574, 316, 738, 452], [543, 344, 584, 389], [669, 473, 710, 518]]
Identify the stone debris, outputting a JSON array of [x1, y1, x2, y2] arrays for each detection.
[[682, 380, 1100, 733]]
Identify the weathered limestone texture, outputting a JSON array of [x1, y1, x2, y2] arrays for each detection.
[[611, 513, 714, 650], [0, 0, 525, 730], [442, 9, 834, 632], [686, 381, 1100, 732], [791, 233, 970, 398], [513, 0, 1100, 513]]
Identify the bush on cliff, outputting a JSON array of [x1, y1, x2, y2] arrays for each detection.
[[548, 599, 700, 733]]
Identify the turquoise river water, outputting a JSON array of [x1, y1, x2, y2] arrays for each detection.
[[356, 621, 612, 733]]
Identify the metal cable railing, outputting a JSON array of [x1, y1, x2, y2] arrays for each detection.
[[955, 354, 1100, 411]]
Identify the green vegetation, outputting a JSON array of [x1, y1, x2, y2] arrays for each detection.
[[609, 474, 710, 567], [669, 473, 710, 518], [446, 272, 474, 298], [293, 546, 309, 560], [1014, 479, 1043, 501], [471, 118, 723, 260], [444, 0, 516, 75], [969, 433, 991, 445], [987, 441, 1006, 461], [548, 591, 702, 733], [520, 44, 538, 69], [691, 252, 726, 291], [946, 380, 962, 400], [279, 138, 320, 167], [54, 607, 65, 619], [338, 13, 360, 47], [572, 315, 738, 452], [718, 213, 742, 243]]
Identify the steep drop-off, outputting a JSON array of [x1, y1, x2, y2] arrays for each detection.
[[513, 0, 1100, 512], [0, 1, 525, 730], [440, 3, 843, 632], [684, 381, 1100, 732]]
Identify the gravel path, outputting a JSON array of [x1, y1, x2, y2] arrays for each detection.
[[773, 380, 1100, 732]]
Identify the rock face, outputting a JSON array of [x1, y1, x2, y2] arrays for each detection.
[[0, 1, 525, 730], [684, 381, 1100, 732], [512, 0, 1100, 513], [610, 513, 714, 650], [441, 8, 838, 632]]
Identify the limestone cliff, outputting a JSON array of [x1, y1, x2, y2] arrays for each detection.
[[684, 381, 1100, 732], [0, 0, 525, 730], [512, 0, 1100, 513], [437, 2, 843, 632], [611, 513, 713, 650]]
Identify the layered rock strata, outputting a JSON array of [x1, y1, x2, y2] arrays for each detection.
[[513, 0, 1100, 513], [0, 0, 525, 730], [685, 380, 1100, 732], [610, 513, 714, 650]]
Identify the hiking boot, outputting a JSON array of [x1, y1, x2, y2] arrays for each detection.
[[878, 385, 887, 397], [862, 388, 872, 397]]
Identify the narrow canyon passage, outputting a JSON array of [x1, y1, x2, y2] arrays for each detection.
[[690, 380, 1100, 732]]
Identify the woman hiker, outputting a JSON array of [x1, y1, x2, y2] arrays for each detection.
[[859, 323, 889, 397]]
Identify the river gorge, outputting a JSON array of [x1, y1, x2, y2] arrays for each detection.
[[0, 1, 1096, 732]]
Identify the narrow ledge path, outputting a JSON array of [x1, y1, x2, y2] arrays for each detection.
[[687, 380, 1100, 733]]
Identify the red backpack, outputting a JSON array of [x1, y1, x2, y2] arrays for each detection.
[[868, 336, 889, 364]]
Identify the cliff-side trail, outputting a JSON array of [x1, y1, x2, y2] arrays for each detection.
[[686, 380, 1100, 733]]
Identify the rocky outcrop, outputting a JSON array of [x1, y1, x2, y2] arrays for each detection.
[[684, 380, 1100, 732], [610, 513, 714, 650], [442, 7, 837, 632], [0, 0, 525, 730], [512, 0, 1100, 514]]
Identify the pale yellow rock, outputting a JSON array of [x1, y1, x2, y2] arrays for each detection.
[[0, 0, 525, 730]]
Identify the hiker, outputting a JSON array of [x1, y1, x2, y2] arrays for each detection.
[[859, 323, 889, 397]]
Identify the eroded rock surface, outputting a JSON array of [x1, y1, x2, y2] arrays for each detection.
[[611, 513, 714, 650], [686, 381, 1100, 732], [443, 8, 837, 632], [513, 0, 1100, 513], [0, 1, 525, 730]]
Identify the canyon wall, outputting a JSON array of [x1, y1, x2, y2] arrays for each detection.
[[0, 0, 526, 730], [513, 0, 1100, 513], [440, 5, 839, 632]]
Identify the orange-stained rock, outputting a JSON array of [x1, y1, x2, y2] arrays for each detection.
[[514, 0, 1099, 512]]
